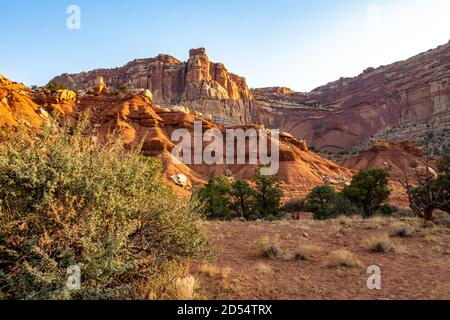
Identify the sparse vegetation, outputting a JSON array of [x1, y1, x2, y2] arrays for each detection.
[[293, 245, 322, 261], [259, 237, 282, 260], [391, 223, 415, 237], [46, 82, 68, 93], [365, 234, 393, 253], [328, 250, 364, 269]]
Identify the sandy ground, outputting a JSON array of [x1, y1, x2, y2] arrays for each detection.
[[193, 216, 450, 300]]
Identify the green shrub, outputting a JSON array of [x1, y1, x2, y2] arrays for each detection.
[[281, 199, 305, 213], [0, 119, 206, 300], [253, 171, 283, 219], [380, 204, 398, 216], [228, 180, 256, 220], [196, 176, 231, 220], [342, 169, 391, 217], [46, 82, 68, 93], [305, 185, 337, 220]]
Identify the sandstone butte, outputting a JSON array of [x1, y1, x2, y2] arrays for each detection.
[[0, 73, 354, 200], [51, 42, 450, 154]]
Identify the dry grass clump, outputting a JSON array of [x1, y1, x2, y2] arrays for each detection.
[[391, 223, 415, 237], [335, 216, 354, 227], [423, 235, 440, 242], [255, 263, 273, 274], [330, 225, 347, 238], [364, 234, 394, 253], [328, 250, 364, 269], [293, 245, 323, 261], [172, 275, 199, 300], [259, 236, 282, 259], [198, 264, 231, 279]]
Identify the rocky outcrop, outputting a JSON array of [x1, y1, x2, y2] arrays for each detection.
[[0, 74, 352, 198], [50, 48, 253, 125], [0, 75, 44, 128], [252, 41, 450, 152], [341, 140, 431, 182]]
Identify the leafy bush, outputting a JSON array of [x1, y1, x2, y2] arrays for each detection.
[[305, 185, 355, 220], [305, 185, 338, 220], [228, 180, 256, 220], [46, 82, 68, 93], [196, 176, 231, 220], [0, 119, 206, 300], [380, 204, 398, 216], [197, 171, 283, 221], [342, 169, 391, 217], [253, 171, 283, 219], [281, 199, 305, 213]]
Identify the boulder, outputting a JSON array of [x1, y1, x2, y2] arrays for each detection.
[[170, 174, 190, 188]]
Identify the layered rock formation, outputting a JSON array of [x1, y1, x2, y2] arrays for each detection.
[[252, 41, 450, 152], [50, 48, 253, 125], [51, 41, 450, 154], [0, 75, 46, 128], [0, 74, 353, 198]]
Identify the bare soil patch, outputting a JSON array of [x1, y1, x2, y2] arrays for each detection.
[[193, 217, 450, 300]]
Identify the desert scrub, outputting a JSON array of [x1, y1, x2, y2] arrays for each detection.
[[293, 245, 322, 261], [364, 234, 393, 253], [391, 223, 415, 237], [328, 250, 364, 268], [0, 119, 207, 300], [259, 237, 282, 259]]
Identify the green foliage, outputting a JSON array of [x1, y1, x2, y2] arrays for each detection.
[[437, 155, 450, 174], [46, 82, 68, 93], [253, 171, 283, 219], [196, 171, 283, 221], [407, 155, 450, 219], [228, 180, 256, 220], [342, 169, 391, 217], [0, 119, 206, 300], [111, 84, 129, 96], [305, 185, 355, 220], [281, 199, 305, 213], [305, 185, 338, 220], [379, 204, 398, 216], [196, 176, 231, 220]]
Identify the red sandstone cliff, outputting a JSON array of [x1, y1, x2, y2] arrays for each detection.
[[0, 74, 352, 198], [50, 41, 450, 154], [252, 41, 450, 152], [50, 48, 253, 126]]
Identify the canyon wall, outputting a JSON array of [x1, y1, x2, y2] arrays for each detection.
[[51, 48, 253, 126], [252, 41, 450, 152], [51, 42, 450, 153]]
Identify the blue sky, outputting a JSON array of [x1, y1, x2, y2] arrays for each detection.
[[1, 0, 450, 91]]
